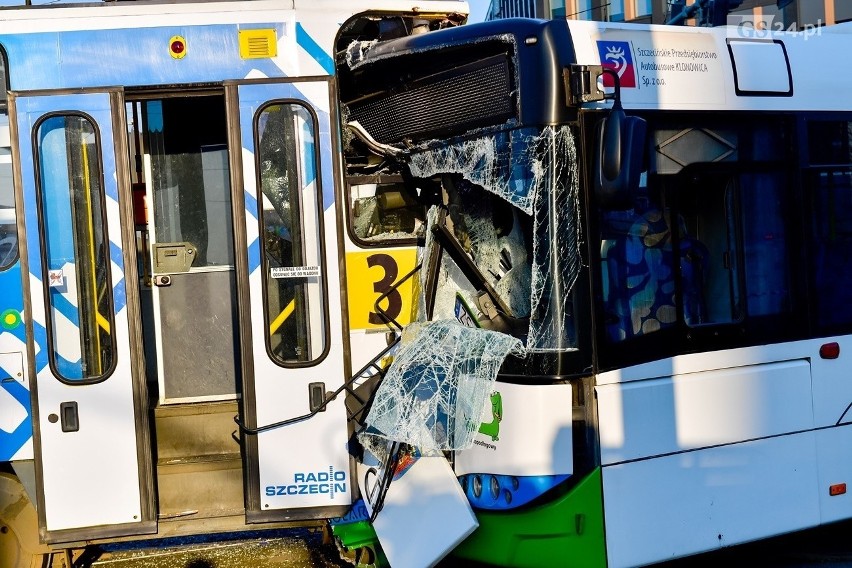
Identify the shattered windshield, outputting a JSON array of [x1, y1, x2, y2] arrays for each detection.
[[355, 124, 584, 454], [408, 125, 582, 353]]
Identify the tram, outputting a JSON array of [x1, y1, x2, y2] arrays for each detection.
[[0, 1, 465, 565]]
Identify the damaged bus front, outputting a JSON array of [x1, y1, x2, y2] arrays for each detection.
[[337, 12, 852, 568], [338, 18, 606, 567]]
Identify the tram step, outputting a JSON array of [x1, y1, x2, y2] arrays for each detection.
[[156, 456, 245, 520], [154, 400, 241, 462], [87, 532, 342, 567]]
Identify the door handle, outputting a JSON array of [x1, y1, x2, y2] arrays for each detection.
[[59, 401, 79, 432]]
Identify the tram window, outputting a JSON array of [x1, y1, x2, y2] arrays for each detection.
[[0, 95, 16, 270], [0, 131, 15, 269], [348, 177, 424, 244], [256, 102, 328, 365], [36, 114, 115, 381], [145, 98, 233, 268]]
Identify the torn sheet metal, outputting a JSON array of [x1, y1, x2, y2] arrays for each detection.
[[357, 445, 478, 568]]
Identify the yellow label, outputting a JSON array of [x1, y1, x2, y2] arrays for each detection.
[[346, 249, 418, 330]]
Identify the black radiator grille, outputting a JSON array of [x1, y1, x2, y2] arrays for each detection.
[[347, 54, 515, 145]]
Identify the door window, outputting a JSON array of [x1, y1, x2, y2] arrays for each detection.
[[36, 114, 115, 381], [256, 102, 328, 365]]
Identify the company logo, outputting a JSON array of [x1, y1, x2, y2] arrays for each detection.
[[477, 391, 503, 443], [597, 40, 637, 88], [265, 466, 347, 498]]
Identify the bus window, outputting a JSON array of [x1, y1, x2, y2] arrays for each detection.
[[674, 174, 742, 327], [738, 173, 792, 318], [256, 102, 328, 365], [807, 120, 852, 332], [36, 114, 115, 381], [600, 120, 794, 347]]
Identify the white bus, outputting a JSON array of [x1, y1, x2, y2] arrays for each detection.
[[0, 1, 466, 566], [332, 11, 852, 568]]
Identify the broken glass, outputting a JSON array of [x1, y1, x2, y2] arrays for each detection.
[[408, 125, 581, 351], [359, 319, 521, 456]]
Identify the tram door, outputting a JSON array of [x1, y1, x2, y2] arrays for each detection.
[[12, 89, 155, 541], [228, 78, 351, 520]]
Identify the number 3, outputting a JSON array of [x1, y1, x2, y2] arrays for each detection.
[[366, 253, 403, 325]]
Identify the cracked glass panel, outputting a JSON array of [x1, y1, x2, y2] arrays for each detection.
[[409, 125, 581, 351], [359, 319, 522, 455]]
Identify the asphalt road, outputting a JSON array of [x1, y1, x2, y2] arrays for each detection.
[[82, 518, 852, 568]]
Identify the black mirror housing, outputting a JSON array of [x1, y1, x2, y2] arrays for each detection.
[[594, 111, 647, 210]]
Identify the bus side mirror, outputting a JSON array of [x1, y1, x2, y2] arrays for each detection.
[[594, 70, 647, 210]]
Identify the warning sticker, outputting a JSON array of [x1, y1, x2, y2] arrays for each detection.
[[270, 266, 321, 279]]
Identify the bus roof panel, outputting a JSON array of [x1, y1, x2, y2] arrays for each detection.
[[569, 19, 852, 113]]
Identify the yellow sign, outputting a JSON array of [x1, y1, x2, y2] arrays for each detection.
[[346, 249, 418, 330]]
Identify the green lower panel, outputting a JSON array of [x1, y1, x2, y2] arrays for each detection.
[[452, 468, 606, 568], [331, 521, 389, 568], [332, 520, 377, 551]]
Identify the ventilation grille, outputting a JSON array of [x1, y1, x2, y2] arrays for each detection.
[[239, 29, 277, 59], [347, 55, 515, 145]]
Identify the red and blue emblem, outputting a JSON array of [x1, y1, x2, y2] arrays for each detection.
[[597, 40, 637, 88]]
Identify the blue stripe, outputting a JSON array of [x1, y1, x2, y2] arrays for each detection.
[[55, 353, 83, 380], [50, 290, 81, 328], [244, 190, 259, 220], [0, 379, 33, 461], [109, 241, 123, 268], [30, 320, 50, 374], [113, 277, 127, 314], [248, 238, 260, 274], [296, 23, 335, 75]]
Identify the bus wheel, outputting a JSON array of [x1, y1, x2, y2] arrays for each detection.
[[0, 472, 50, 568]]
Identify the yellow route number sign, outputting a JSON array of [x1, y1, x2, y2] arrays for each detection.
[[346, 249, 418, 330]]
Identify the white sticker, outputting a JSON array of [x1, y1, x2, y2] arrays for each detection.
[[47, 269, 64, 288], [270, 266, 321, 279]]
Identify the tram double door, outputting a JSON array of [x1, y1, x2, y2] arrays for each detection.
[[13, 79, 351, 543]]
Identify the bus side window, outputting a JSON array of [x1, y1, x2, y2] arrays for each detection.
[[738, 173, 792, 318], [600, 193, 678, 341], [676, 176, 742, 327], [677, 172, 792, 328], [809, 170, 852, 331], [808, 120, 852, 332]]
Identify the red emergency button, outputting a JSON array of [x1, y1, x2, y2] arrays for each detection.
[[170, 36, 187, 59]]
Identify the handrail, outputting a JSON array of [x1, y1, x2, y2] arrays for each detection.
[[234, 263, 422, 435]]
